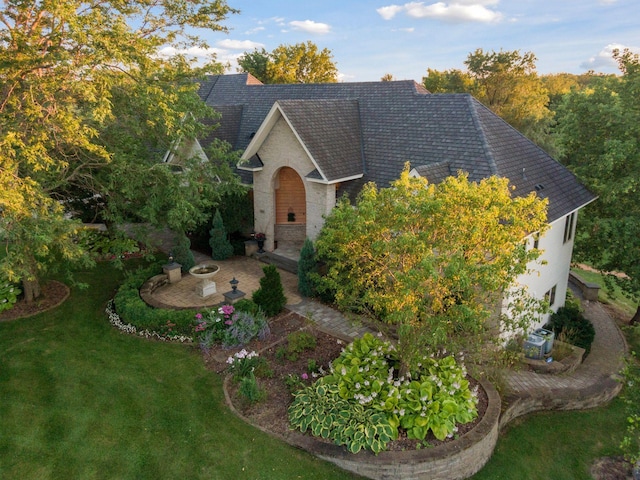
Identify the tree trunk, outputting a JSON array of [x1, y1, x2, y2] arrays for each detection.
[[631, 305, 640, 326], [22, 277, 42, 304]]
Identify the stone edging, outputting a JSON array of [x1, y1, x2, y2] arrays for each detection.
[[522, 340, 585, 375], [224, 374, 501, 480]]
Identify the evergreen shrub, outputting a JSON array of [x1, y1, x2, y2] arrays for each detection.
[[545, 301, 596, 354], [252, 264, 286, 317], [297, 238, 316, 297], [209, 210, 234, 260]]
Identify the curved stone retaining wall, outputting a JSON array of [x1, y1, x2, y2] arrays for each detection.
[[226, 377, 501, 480], [499, 375, 622, 429]]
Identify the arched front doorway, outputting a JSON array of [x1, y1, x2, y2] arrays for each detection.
[[274, 167, 306, 249]]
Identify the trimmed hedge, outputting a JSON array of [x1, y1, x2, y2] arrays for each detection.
[[114, 264, 197, 336]]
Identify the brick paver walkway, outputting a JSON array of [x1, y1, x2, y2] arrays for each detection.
[[500, 296, 627, 425], [148, 233, 627, 419]]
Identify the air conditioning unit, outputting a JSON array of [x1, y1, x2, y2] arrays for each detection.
[[523, 334, 545, 360], [534, 328, 555, 354]]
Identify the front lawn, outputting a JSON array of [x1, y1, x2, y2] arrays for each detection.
[[0, 264, 357, 480], [471, 400, 626, 479], [0, 262, 630, 479]]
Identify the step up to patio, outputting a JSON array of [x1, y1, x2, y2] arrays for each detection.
[[255, 251, 298, 274]]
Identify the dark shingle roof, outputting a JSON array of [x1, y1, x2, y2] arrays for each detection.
[[276, 100, 364, 182], [198, 73, 595, 222]]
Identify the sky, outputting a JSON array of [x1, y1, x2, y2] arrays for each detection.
[[163, 0, 640, 82]]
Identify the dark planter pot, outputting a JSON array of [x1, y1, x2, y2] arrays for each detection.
[[257, 240, 265, 253]]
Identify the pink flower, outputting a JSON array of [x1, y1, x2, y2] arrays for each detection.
[[301, 373, 309, 380], [195, 313, 203, 320], [195, 322, 206, 332], [220, 304, 235, 316], [225, 320, 233, 325]]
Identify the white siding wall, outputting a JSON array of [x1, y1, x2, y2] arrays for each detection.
[[252, 116, 335, 251], [516, 210, 579, 329]]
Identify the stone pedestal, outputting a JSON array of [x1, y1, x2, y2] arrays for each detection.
[[163, 262, 182, 284], [245, 240, 258, 257], [195, 280, 217, 298], [223, 289, 246, 304]]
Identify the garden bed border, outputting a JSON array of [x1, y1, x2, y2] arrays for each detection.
[[224, 367, 501, 480]]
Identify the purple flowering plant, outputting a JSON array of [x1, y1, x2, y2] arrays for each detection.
[[194, 304, 270, 350]]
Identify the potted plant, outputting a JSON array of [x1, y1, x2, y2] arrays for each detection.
[[254, 232, 266, 253]]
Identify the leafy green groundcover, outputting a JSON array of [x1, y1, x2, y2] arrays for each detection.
[[289, 333, 478, 453]]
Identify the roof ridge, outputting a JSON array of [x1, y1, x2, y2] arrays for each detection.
[[467, 95, 499, 176]]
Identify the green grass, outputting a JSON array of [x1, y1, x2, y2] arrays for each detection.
[[471, 400, 627, 479], [0, 262, 632, 479], [572, 266, 637, 318], [0, 264, 358, 480]]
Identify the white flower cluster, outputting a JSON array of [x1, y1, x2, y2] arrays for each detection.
[[226, 349, 258, 365], [105, 300, 192, 343]]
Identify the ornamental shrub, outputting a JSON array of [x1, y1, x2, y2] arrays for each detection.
[[252, 264, 286, 317], [209, 210, 234, 260], [545, 302, 595, 354], [222, 310, 270, 348], [233, 298, 261, 316], [238, 372, 266, 404], [297, 238, 316, 297], [172, 234, 195, 273], [194, 304, 270, 349], [114, 263, 196, 335]]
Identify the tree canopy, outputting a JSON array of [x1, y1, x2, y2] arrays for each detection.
[[554, 49, 640, 323], [0, 0, 240, 301], [314, 167, 548, 370], [423, 49, 553, 151], [237, 41, 338, 84]]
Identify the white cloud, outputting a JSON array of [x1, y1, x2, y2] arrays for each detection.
[[289, 20, 331, 34], [377, 1, 503, 23], [377, 5, 404, 20], [157, 46, 243, 71], [245, 26, 265, 35], [580, 43, 639, 71], [216, 39, 265, 50], [598, 0, 617, 4]]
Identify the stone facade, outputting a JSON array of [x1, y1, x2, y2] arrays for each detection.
[[252, 116, 336, 252]]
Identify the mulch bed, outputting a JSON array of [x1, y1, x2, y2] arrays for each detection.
[[0, 281, 70, 322], [207, 309, 488, 452]]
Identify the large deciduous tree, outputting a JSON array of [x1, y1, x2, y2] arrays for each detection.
[[0, 0, 239, 302], [314, 167, 548, 372], [423, 49, 553, 151], [237, 41, 338, 84], [555, 49, 640, 324]]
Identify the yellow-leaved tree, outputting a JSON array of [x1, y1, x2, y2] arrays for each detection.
[[314, 167, 549, 372]]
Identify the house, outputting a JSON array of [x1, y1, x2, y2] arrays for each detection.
[[168, 73, 596, 326]]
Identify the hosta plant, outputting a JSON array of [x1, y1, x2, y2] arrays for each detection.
[[0, 280, 21, 313], [295, 333, 479, 448], [288, 381, 396, 454]]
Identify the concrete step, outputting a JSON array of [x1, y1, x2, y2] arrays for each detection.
[[255, 251, 298, 274]]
